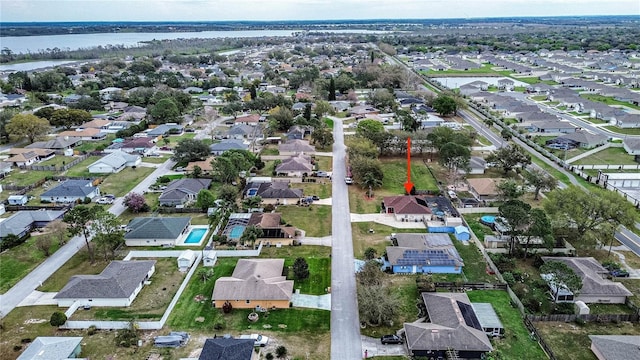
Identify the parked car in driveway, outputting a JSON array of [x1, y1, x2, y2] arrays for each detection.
[[238, 334, 269, 347], [610, 269, 630, 278], [96, 197, 114, 205], [380, 334, 403, 345]]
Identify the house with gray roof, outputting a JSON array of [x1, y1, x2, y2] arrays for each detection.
[[278, 139, 315, 155], [41, 180, 100, 203], [212, 259, 293, 310], [546, 130, 607, 149], [87, 150, 141, 174], [147, 123, 184, 137], [404, 292, 493, 359], [541, 257, 632, 304], [529, 120, 577, 134], [0, 210, 65, 241], [589, 335, 640, 360], [124, 217, 191, 246], [244, 181, 303, 205], [199, 338, 257, 360], [17, 337, 83, 360], [209, 139, 249, 155], [386, 233, 463, 274], [275, 154, 313, 177], [26, 136, 82, 151], [54, 260, 156, 307], [623, 138, 640, 157], [159, 178, 212, 206], [226, 124, 260, 140]]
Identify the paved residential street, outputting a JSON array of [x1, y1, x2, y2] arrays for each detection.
[[0, 159, 176, 317], [330, 117, 363, 359]]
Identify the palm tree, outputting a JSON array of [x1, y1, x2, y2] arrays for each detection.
[[361, 173, 383, 198]]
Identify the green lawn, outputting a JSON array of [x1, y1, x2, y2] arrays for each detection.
[[528, 154, 571, 186], [278, 205, 331, 237], [36, 156, 72, 168], [39, 249, 110, 292], [581, 117, 608, 124], [381, 158, 439, 194], [455, 240, 499, 283], [0, 235, 62, 294], [580, 94, 640, 111], [352, 222, 424, 259], [98, 167, 155, 196], [315, 155, 333, 171], [291, 182, 331, 198], [572, 146, 637, 165], [603, 126, 640, 135], [141, 156, 170, 164], [467, 290, 547, 360], [259, 246, 331, 295], [535, 321, 640, 360], [0, 169, 54, 187], [324, 117, 334, 128], [464, 214, 495, 241], [63, 156, 102, 177]]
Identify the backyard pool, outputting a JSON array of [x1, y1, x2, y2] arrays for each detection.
[[480, 215, 496, 227], [184, 228, 207, 244], [228, 225, 246, 240]]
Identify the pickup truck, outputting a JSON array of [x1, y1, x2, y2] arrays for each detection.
[[238, 334, 269, 347]]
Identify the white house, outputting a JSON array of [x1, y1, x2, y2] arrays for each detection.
[[87, 151, 142, 174], [54, 260, 156, 307]]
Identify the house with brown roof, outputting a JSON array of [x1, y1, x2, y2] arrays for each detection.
[[58, 128, 106, 141], [212, 259, 294, 309], [105, 137, 157, 156], [247, 212, 297, 242], [4, 148, 55, 168], [467, 178, 502, 201], [275, 154, 314, 177], [382, 196, 432, 222], [80, 119, 111, 130], [234, 114, 263, 125]]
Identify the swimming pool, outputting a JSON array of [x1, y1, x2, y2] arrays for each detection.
[[228, 225, 246, 240], [480, 215, 496, 226], [184, 228, 207, 244]]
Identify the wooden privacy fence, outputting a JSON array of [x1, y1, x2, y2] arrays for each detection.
[[526, 313, 639, 323]]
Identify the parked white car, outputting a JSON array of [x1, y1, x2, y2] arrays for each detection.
[[96, 197, 114, 205], [238, 334, 269, 347]]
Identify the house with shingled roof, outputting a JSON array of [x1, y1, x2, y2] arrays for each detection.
[[212, 258, 294, 309], [158, 178, 212, 207], [244, 181, 303, 205], [467, 178, 502, 201], [382, 196, 432, 222], [278, 139, 315, 155], [387, 233, 463, 274], [275, 154, 313, 177], [198, 338, 257, 360], [124, 217, 191, 246], [87, 150, 141, 174], [54, 260, 156, 307], [589, 335, 640, 360], [17, 337, 83, 360], [40, 179, 100, 203], [404, 292, 493, 359]]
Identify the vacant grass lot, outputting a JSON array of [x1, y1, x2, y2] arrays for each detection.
[[381, 158, 439, 194], [260, 245, 331, 295], [140, 156, 170, 164], [572, 146, 637, 165], [69, 258, 184, 320], [351, 222, 424, 259], [278, 204, 331, 237], [349, 186, 384, 214], [98, 166, 155, 196], [361, 275, 419, 339], [63, 156, 102, 177], [580, 94, 640, 111], [467, 290, 547, 360], [603, 125, 640, 135], [0, 235, 62, 294], [535, 321, 640, 360], [291, 182, 331, 198], [0, 169, 54, 186], [315, 155, 333, 171]]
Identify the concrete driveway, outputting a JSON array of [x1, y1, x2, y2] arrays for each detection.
[[361, 335, 407, 358], [291, 293, 331, 310]]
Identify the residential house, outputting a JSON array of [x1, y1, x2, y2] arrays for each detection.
[[0, 210, 65, 240], [497, 78, 515, 91], [461, 156, 486, 175], [198, 338, 257, 360], [212, 258, 294, 309], [285, 125, 313, 140], [615, 114, 640, 129], [147, 123, 184, 137], [467, 178, 501, 201], [54, 260, 156, 307], [418, 113, 445, 128], [26, 136, 82, 151], [209, 139, 249, 156], [80, 119, 111, 130], [541, 257, 632, 303], [4, 148, 55, 168], [623, 138, 640, 159], [404, 293, 493, 359], [234, 114, 263, 125], [381, 196, 433, 222], [105, 137, 157, 156], [99, 87, 123, 101], [244, 181, 303, 205], [41, 180, 100, 203], [247, 212, 297, 241], [349, 105, 380, 119], [275, 154, 314, 177], [226, 124, 259, 140], [17, 337, 83, 360], [589, 335, 640, 360], [329, 100, 351, 112], [529, 120, 577, 134], [58, 128, 106, 141], [87, 151, 141, 174], [545, 131, 607, 150], [159, 178, 212, 207], [386, 233, 463, 274], [124, 217, 191, 247], [278, 139, 315, 156]]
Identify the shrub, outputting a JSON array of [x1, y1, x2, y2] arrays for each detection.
[[222, 301, 233, 314], [553, 303, 575, 315], [115, 328, 138, 347], [50, 311, 67, 327], [87, 325, 98, 336], [266, 353, 274, 360], [502, 272, 516, 286], [213, 319, 225, 330], [13, 346, 21, 352], [276, 345, 288, 358], [416, 274, 436, 293]]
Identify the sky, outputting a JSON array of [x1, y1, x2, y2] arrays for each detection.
[[1, 0, 639, 22]]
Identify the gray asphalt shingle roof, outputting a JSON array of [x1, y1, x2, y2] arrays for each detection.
[[158, 178, 212, 202], [54, 260, 156, 299], [41, 180, 96, 198], [125, 217, 191, 240], [17, 337, 83, 360], [589, 335, 640, 360], [0, 210, 65, 238], [199, 338, 255, 360]]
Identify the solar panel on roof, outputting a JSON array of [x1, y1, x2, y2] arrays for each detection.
[[458, 301, 483, 330]]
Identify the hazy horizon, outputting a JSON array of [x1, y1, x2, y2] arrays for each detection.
[[2, 0, 639, 23]]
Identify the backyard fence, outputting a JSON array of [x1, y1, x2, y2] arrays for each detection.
[[434, 282, 507, 290], [27, 154, 90, 172], [523, 317, 558, 360], [526, 313, 640, 323], [3, 178, 47, 194], [5, 204, 71, 212], [157, 207, 207, 214]]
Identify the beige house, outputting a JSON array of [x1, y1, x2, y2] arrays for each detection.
[[212, 259, 293, 309], [467, 178, 502, 201]]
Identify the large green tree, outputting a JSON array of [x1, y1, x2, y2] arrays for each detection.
[[149, 98, 181, 124], [498, 200, 532, 256], [90, 211, 124, 261], [486, 145, 531, 175], [6, 113, 50, 144], [524, 169, 558, 200], [543, 186, 637, 247], [432, 95, 457, 116], [172, 139, 210, 163], [540, 261, 583, 302]]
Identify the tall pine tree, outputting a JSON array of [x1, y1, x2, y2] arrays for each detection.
[[328, 78, 336, 101]]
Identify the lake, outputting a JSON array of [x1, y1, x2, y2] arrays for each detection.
[[1, 29, 389, 54], [0, 60, 89, 72], [432, 76, 528, 89]]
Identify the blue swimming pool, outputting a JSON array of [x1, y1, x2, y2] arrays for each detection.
[[480, 215, 496, 227], [229, 225, 246, 240], [184, 228, 207, 244]]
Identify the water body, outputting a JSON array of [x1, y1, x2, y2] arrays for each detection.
[[432, 76, 528, 89], [1, 29, 388, 54], [0, 60, 87, 72]]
